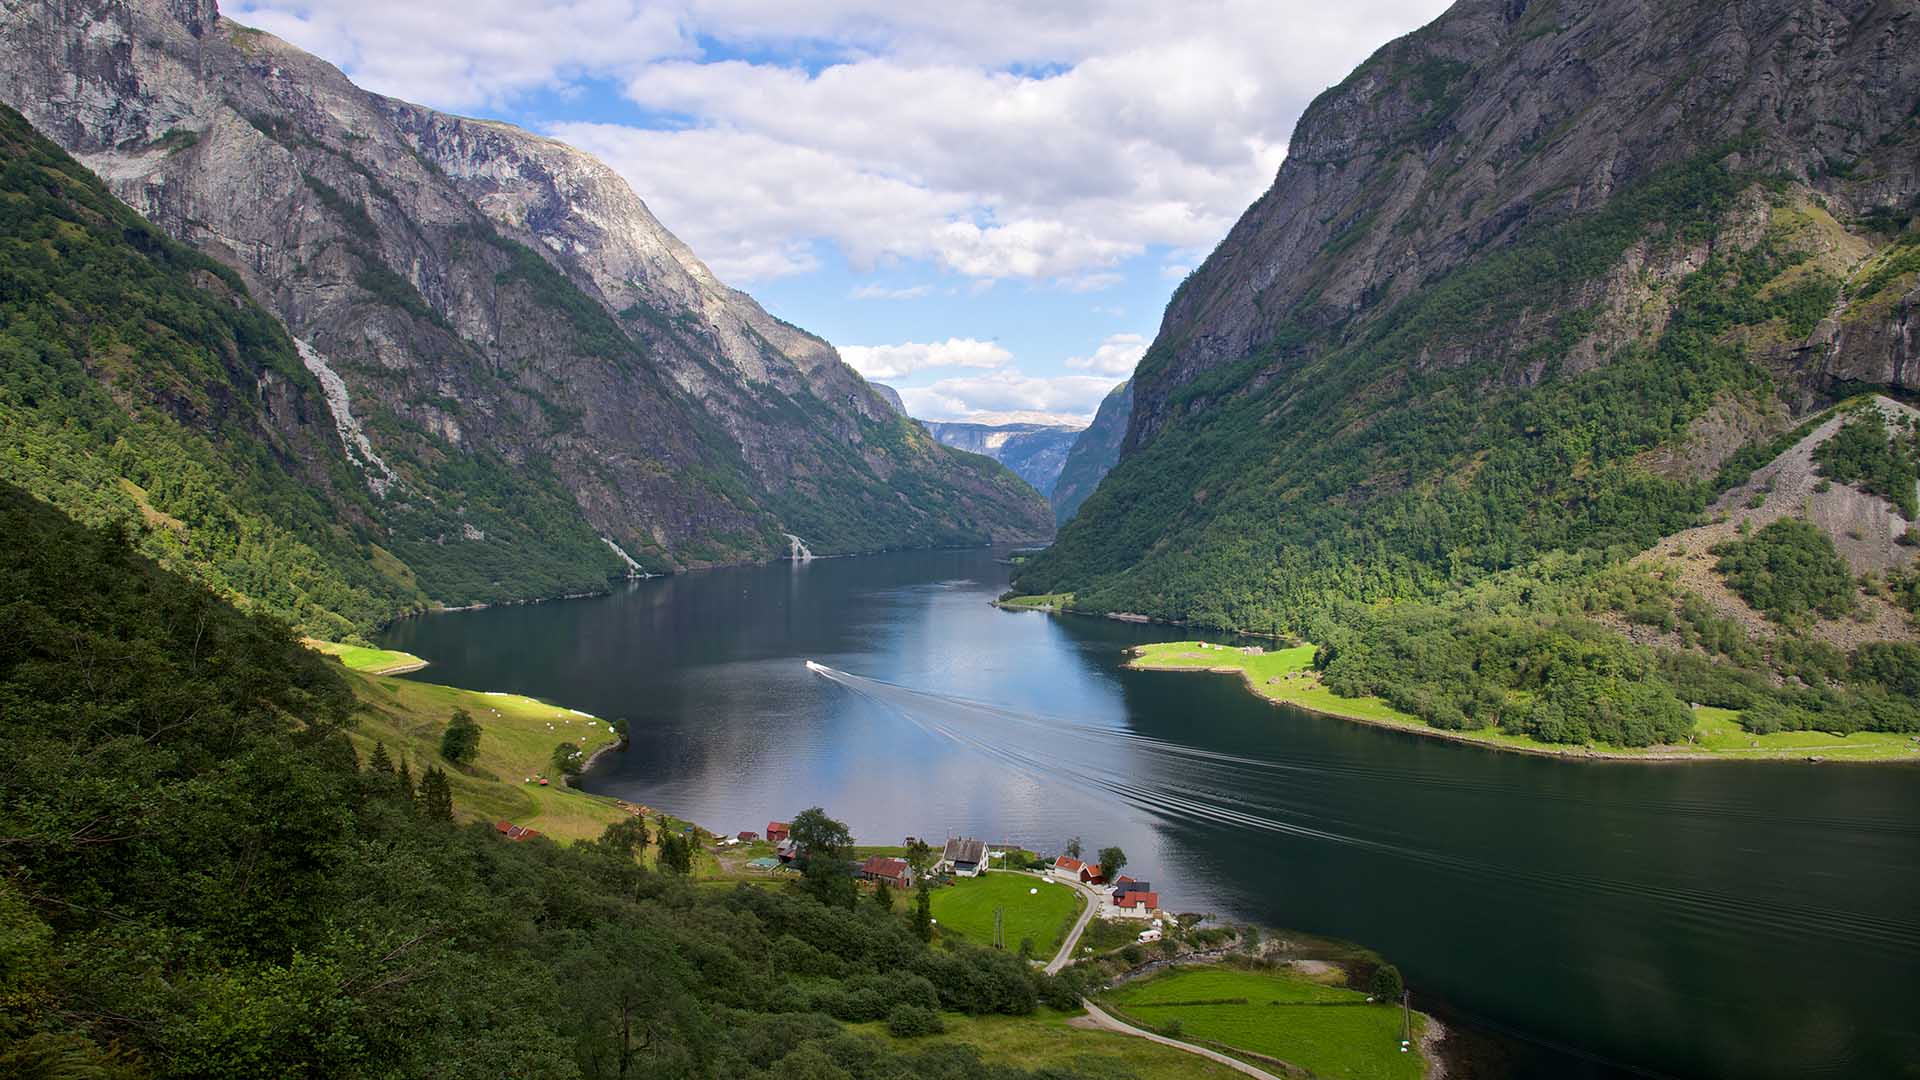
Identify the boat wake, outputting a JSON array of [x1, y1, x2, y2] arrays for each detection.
[[807, 662, 1920, 956]]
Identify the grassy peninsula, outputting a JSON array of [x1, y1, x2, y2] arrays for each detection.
[[1130, 641, 1920, 761]]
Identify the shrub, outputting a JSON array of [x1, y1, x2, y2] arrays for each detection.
[[886, 1004, 944, 1038], [1369, 963, 1406, 1003]]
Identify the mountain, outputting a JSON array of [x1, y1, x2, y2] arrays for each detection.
[[1049, 380, 1132, 525], [920, 421, 1084, 496], [1014, 0, 1920, 746], [0, 0, 1050, 632]]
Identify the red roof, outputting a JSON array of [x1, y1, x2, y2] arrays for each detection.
[[737, 831, 759, 841], [766, 821, 790, 838], [1115, 890, 1158, 910], [1114, 874, 1135, 886], [493, 820, 541, 842], [861, 856, 910, 878], [1053, 856, 1085, 873]]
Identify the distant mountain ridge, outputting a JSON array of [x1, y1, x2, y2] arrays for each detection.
[[920, 421, 1084, 497], [1049, 380, 1132, 525], [0, 0, 1050, 631]]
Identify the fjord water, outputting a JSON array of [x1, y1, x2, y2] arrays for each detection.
[[382, 548, 1920, 1079]]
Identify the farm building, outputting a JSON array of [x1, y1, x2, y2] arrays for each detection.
[[939, 837, 987, 877], [858, 855, 913, 890]]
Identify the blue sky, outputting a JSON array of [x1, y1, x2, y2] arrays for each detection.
[[231, 0, 1448, 425]]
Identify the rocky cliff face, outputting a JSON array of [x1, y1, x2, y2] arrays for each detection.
[[1017, 0, 1920, 627], [1128, 0, 1919, 456], [919, 422, 1083, 496], [0, 0, 1049, 611], [1048, 379, 1131, 525]]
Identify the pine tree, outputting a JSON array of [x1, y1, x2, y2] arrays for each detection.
[[419, 767, 454, 821], [368, 741, 395, 775], [912, 879, 933, 942], [396, 757, 416, 806], [872, 878, 894, 915]]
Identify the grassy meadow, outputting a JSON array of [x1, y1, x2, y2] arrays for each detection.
[[851, 1008, 1250, 1079], [1102, 966, 1424, 1080], [931, 872, 1083, 952], [305, 638, 429, 675], [342, 668, 630, 841]]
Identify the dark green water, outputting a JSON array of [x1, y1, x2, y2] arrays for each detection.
[[381, 548, 1920, 1080]]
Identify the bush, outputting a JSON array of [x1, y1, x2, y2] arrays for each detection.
[[886, 1004, 945, 1038], [1369, 963, 1405, 1003]]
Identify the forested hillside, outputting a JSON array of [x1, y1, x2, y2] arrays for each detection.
[[1015, 0, 1920, 746], [0, 104, 424, 640], [0, 482, 1094, 1079]]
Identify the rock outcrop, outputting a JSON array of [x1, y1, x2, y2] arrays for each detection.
[[1127, 0, 1920, 455], [0, 0, 1050, 612]]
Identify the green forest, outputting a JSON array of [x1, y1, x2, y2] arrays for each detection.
[[0, 482, 1097, 1079]]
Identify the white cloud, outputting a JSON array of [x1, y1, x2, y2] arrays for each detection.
[[851, 283, 933, 300], [1065, 333, 1148, 376], [232, 0, 1451, 283], [901, 372, 1117, 425], [838, 338, 1012, 381]]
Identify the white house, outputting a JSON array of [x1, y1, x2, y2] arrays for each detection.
[[938, 837, 987, 877]]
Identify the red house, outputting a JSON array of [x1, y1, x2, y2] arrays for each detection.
[[494, 820, 542, 842], [766, 821, 791, 843], [1050, 855, 1104, 886], [859, 855, 912, 890], [737, 830, 760, 843]]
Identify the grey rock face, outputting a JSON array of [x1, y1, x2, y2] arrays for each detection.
[[919, 422, 1085, 497], [0, 0, 1050, 602], [1128, 0, 1920, 457], [1049, 379, 1132, 525]]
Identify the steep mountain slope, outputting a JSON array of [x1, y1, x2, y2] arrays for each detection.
[[1020, 0, 1919, 629], [1013, 0, 1919, 748], [921, 421, 1083, 496], [1049, 380, 1132, 524], [0, 102, 421, 639], [0, 0, 1049, 626]]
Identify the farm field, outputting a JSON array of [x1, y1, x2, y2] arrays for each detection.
[[1102, 965, 1425, 1080], [930, 872, 1083, 953]]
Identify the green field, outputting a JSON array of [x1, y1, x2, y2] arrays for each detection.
[[1130, 643, 1920, 761], [1103, 966, 1424, 1080], [346, 670, 629, 841], [997, 592, 1074, 610], [307, 638, 429, 674], [851, 1008, 1249, 1079], [930, 872, 1083, 952]]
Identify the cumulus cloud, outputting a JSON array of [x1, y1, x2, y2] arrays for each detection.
[[232, 0, 1450, 283], [838, 338, 1012, 381], [1065, 333, 1148, 376], [901, 372, 1117, 425]]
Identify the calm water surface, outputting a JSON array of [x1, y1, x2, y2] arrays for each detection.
[[382, 548, 1920, 1079]]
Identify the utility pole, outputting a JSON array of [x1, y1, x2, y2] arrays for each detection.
[[1399, 988, 1412, 1054], [994, 906, 1004, 950]]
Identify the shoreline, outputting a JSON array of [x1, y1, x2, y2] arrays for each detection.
[[1125, 650, 1920, 765]]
